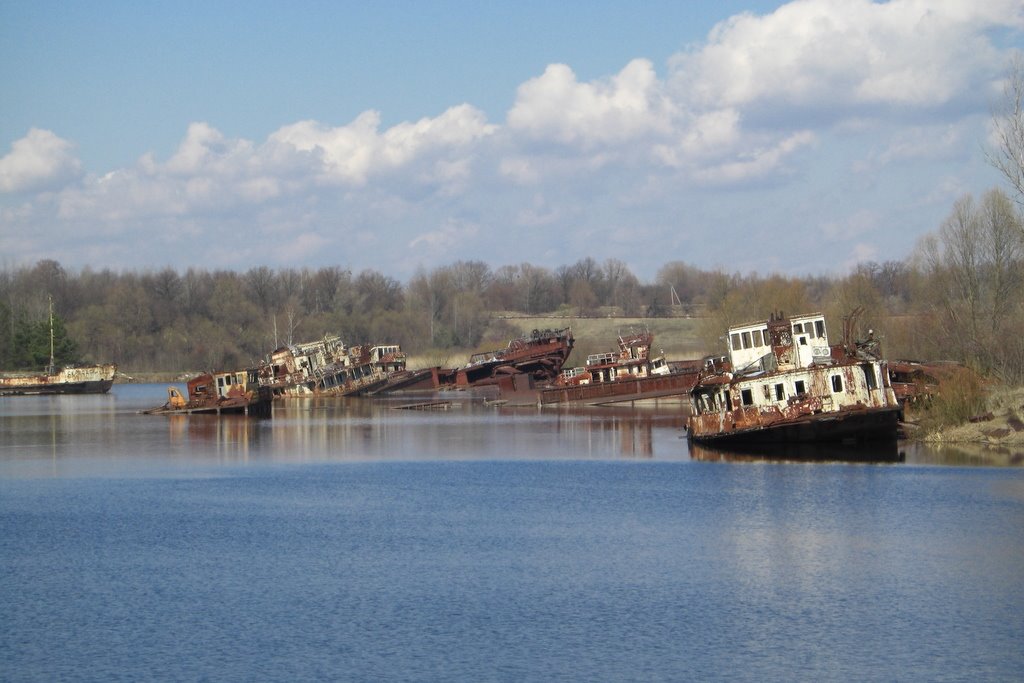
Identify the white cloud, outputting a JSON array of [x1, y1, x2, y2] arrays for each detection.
[[498, 157, 539, 185], [271, 104, 495, 186], [507, 59, 676, 148], [0, 128, 83, 193], [690, 130, 817, 185], [669, 0, 1022, 114]]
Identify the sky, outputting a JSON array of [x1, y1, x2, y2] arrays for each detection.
[[1, 0, 1022, 281]]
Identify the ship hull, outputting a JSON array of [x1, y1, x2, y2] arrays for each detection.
[[539, 372, 699, 406], [687, 405, 901, 445]]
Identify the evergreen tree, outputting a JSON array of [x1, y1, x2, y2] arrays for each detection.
[[9, 312, 80, 370]]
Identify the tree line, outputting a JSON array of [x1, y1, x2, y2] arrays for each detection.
[[2, 185, 1022, 383]]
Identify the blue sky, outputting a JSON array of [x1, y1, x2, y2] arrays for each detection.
[[2, 0, 1021, 280]]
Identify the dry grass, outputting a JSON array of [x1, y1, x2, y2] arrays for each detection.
[[404, 315, 707, 371], [489, 315, 706, 364], [915, 384, 1024, 447]]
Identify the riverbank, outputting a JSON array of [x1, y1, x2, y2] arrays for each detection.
[[908, 385, 1024, 454]]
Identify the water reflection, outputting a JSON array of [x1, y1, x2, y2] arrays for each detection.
[[1, 385, 1022, 473], [130, 394, 690, 464], [163, 414, 263, 462], [688, 439, 906, 464]]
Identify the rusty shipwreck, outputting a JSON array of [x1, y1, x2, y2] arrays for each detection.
[[260, 335, 404, 398], [454, 327, 574, 388], [373, 327, 575, 395], [685, 312, 901, 444], [145, 368, 273, 417], [537, 329, 701, 405], [0, 363, 117, 396]]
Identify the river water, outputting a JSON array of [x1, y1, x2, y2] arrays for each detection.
[[2, 384, 1023, 681]]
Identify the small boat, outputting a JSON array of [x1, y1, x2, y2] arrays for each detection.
[[686, 311, 901, 445], [145, 369, 272, 417]]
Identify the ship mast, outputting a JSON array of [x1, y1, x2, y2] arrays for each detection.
[[48, 295, 56, 374]]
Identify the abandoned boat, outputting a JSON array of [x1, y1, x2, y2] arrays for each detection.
[[537, 329, 701, 405], [371, 327, 576, 395], [0, 363, 117, 396], [454, 327, 574, 387], [145, 369, 273, 417], [0, 300, 116, 396], [260, 335, 399, 397], [685, 312, 901, 444]]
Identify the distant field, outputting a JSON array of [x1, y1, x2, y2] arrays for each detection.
[[488, 315, 708, 363]]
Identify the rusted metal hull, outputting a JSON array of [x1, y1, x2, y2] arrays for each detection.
[[689, 437, 904, 462], [539, 371, 699, 406], [369, 367, 450, 394], [456, 328, 573, 387], [373, 330, 574, 395], [144, 394, 273, 417], [0, 364, 117, 396], [687, 403, 900, 444]]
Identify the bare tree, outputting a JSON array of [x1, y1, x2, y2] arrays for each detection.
[[988, 56, 1024, 207], [916, 189, 1024, 380]]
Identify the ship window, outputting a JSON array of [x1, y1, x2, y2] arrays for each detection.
[[793, 323, 803, 334], [815, 320, 825, 338], [862, 363, 878, 390], [731, 333, 741, 350], [741, 331, 752, 349], [217, 377, 225, 387], [752, 329, 763, 347], [794, 380, 806, 395], [741, 388, 754, 406], [762, 384, 771, 400], [799, 336, 808, 345], [831, 375, 843, 392], [774, 383, 785, 400]]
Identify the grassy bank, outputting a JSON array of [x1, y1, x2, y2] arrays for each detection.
[[909, 384, 1024, 450], [487, 315, 706, 363], [402, 315, 707, 372]]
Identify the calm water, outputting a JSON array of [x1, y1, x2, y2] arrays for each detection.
[[1, 384, 1023, 681]]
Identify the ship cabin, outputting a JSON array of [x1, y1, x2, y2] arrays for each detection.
[[187, 368, 261, 402], [369, 344, 406, 373], [727, 312, 831, 373], [268, 335, 346, 381], [212, 369, 262, 399]]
